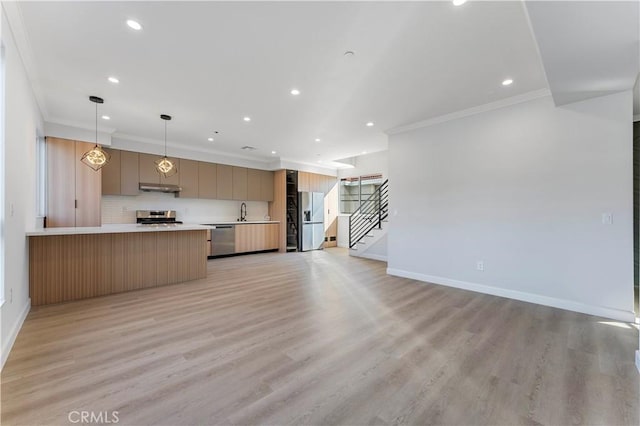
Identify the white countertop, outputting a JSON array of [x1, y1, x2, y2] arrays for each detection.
[[26, 223, 212, 236], [199, 221, 280, 225]]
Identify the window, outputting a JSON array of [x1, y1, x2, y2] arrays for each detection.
[[339, 173, 384, 214]]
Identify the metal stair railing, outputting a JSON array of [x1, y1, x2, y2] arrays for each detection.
[[349, 179, 389, 249]]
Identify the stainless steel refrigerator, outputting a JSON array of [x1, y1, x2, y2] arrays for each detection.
[[299, 191, 325, 251]]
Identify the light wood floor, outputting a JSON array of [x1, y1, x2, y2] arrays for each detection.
[[2, 248, 638, 425]]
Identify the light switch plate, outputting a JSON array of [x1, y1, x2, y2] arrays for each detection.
[[602, 213, 613, 225]]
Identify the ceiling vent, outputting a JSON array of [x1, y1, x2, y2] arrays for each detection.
[[241, 146, 257, 151]]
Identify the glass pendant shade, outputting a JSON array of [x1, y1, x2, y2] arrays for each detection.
[[81, 95, 110, 171], [81, 144, 111, 171], [156, 114, 178, 177]]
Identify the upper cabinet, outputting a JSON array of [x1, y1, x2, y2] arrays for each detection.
[[46, 137, 101, 228], [247, 169, 274, 201], [261, 170, 275, 201], [296, 171, 335, 195], [120, 151, 140, 195], [102, 149, 139, 196], [101, 148, 121, 195], [138, 153, 160, 185], [298, 171, 310, 193], [178, 159, 199, 198], [198, 162, 217, 199], [99, 147, 276, 202], [216, 164, 233, 200], [247, 169, 262, 201], [232, 167, 248, 200]]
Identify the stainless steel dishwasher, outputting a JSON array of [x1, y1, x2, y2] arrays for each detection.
[[210, 225, 235, 256]]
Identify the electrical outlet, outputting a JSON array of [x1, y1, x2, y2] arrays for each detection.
[[10, 203, 14, 217], [476, 261, 484, 271], [9, 288, 13, 303]]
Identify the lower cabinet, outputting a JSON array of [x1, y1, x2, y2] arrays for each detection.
[[235, 223, 279, 253]]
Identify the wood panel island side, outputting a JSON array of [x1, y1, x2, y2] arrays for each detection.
[[27, 225, 210, 306]]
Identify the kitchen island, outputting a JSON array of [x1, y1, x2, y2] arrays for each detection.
[[27, 224, 210, 306]]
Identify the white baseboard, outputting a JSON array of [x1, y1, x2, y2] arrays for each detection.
[[636, 350, 640, 374], [354, 252, 388, 262], [1, 298, 31, 370], [386, 268, 635, 323]]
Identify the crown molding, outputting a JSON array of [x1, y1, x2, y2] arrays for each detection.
[[387, 89, 552, 135]]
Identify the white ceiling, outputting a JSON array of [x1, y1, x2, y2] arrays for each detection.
[[525, 0, 640, 108], [15, 1, 548, 168]]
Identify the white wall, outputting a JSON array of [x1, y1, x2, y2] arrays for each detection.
[[1, 8, 44, 368], [388, 91, 635, 322], [102, 194, 268, 224], [338, 150, 388, 179]]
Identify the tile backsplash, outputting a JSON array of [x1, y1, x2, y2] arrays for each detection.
[[102, 193, 270, 224]]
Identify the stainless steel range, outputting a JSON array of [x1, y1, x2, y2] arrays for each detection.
[[136, 210, 183, 225]]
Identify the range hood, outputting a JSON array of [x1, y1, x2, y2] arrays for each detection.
[[139, 182, 182, 193]]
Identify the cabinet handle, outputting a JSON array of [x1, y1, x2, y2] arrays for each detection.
[[75, 199, 78, 209]]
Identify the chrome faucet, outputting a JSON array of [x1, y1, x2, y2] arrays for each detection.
[[240, 202, 247, 222]]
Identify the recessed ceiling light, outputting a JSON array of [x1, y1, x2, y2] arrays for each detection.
[[452, 0, 468, 6], [126, 20, 142, 31], [362, 151, 367, 154], [314, 138, 321, 142], [502, 78, 513, 86], [243, 116, 251, 122], [366, 122, 374, 127], [101, 115, 110, 120], [271, 151, 277, 154], [107, 76, 119, 84], [208, 137, 214, 142], [344, 51, 355, 57], [317, 160, 323, 163], [290, 89, 300, 96]]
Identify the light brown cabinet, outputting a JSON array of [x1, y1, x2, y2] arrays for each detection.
[[178, 159, 199, 198], [294, 171, 335, 195], [216, 164, 233, 200], [46, 137, 101, 228], [260, 170, 274, 201], [198, 162, 217, 199], [120, 151, 140, 195], [232, 167, 248, 200], [100, 146, 275, 202], [101, 149, 139, 196], [247, 169, 274, 201], [247, 169, 262, 201], [138, 153, 159, 184], [101, 148, 121, 195], [298, 171, 310, 192], [235, 223, 279, 253]]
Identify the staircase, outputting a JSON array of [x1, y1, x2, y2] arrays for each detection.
[[349, 179, 388, 261]]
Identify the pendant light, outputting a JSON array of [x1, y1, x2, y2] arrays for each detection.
[[81, 96, 111, 171], [155, 114, 177, 177]]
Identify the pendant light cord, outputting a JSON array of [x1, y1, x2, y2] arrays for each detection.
[[164, 120, 168, 157], [95, 100, 98, 147]]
